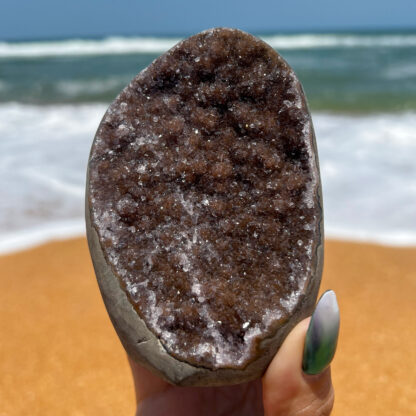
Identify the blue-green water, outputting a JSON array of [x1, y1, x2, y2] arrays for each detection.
[[1, 31, 416, 112]]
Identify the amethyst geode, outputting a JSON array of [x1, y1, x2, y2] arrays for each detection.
[[86, 28, 323, 386]]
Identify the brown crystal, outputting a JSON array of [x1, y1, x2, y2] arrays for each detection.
[[88, 28, 321, 369]]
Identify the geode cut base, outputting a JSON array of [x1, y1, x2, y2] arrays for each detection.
[[86, 28, 323, 386]]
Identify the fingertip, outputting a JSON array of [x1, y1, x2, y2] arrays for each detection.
[[264, 317, 310, 384], [262, 318, 311, 413]]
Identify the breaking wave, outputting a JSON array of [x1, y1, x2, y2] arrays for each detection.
[[1, 32, 416, 58], [1, 103, 416, 252]]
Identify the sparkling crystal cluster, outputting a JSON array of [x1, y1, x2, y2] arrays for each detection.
[[88, 29, 320, 369]]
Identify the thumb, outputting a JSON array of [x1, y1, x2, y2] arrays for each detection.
[[262, 290, 340, 416]]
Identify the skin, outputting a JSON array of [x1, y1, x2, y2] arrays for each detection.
[[129, 318, 334, 416]]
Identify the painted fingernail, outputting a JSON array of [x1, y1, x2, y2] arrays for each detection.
[[302, 290, 340, 375]]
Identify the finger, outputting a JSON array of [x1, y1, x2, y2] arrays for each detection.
[[262, 290, 340, 416], [137, 380, 263, 416], [128, 357, 170, 404], [130, 356, 264, 416]]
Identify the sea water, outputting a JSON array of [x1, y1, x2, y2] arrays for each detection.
[[1, 31, 415, 252]]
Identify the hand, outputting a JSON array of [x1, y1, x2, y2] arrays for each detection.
[[129, 291, 339, 416]]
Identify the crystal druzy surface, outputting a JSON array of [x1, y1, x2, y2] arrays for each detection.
[[88, 28, 320, 369]]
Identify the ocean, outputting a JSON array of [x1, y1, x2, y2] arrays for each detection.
[[1, 30, 416, 253]]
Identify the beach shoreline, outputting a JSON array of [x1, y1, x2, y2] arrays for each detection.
[[0, 237, 415, 415]]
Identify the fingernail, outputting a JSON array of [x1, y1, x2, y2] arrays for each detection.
[[302, 290, 340, 375]]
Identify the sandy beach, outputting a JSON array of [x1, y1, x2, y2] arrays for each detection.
[[0, 237, 415, 415]]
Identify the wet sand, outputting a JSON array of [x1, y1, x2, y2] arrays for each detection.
[[0, 238, 415, 415]]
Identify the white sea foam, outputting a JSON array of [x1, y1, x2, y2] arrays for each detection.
[[1, 33, 416, 58], [0, 103, 106, 253], [0, 220, 85, 254], [264, 34, 416, 50], [314, 112, 416, 246], [0, 103, 416, 254], [0, 37, 181, 58]]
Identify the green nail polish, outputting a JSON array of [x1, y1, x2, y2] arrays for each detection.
[[302, 290, 340, 375]]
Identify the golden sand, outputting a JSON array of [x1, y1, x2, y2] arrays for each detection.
[[0, 238, 415, 415]]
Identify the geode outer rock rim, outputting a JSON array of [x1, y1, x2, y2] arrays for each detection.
[[86, 28, 324, 386]]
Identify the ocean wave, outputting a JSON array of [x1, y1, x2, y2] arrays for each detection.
[[56, 77, 125, 97], [383, 63, 416, 80], [264, 33, 416, 50], [325, 227, 416, 246], [0, 103, 105, 255], [1, 32, 416, 58], [0, 36, 181, 58], [0, 220, 85, 255], [0, 103, 415, 253]]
